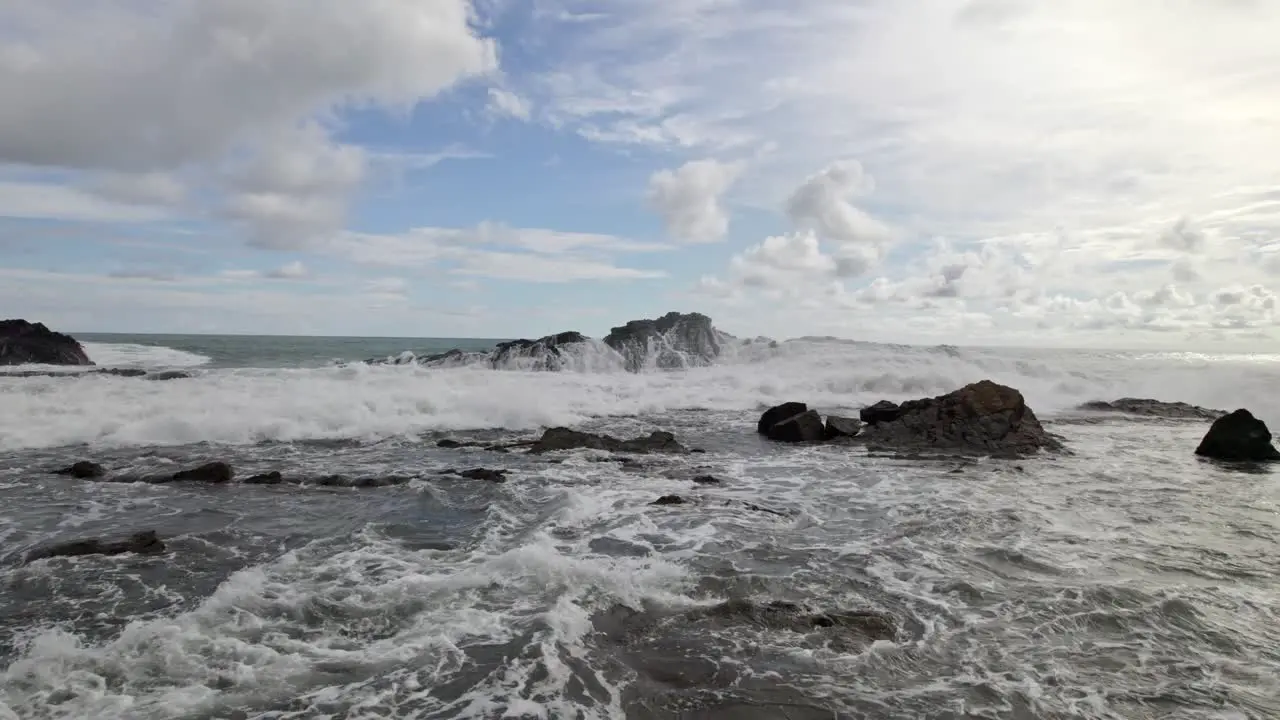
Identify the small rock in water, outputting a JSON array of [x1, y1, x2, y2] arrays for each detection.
[[651, 495, 688, 506], [767, 410, 825, 443], [1079, 398, 1225, 420], [441, 468, 508, 483], [1194, 408, 1280, 462], [528, 427, 688, 454], [757, 402, 808, 435], [172, 462, 233, 484], [243, 471, 284, 485], [26, 530, 165, 563], [823, 415, 862, 440], [860, 400, 902, 424], [692, 474, 722, 485], [53, 461, 106, 479]]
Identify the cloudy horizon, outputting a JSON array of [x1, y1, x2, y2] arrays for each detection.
[[1, 0, 1278, 350]]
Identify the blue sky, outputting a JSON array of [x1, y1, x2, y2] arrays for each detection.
[[1, 0, 1279, 347]]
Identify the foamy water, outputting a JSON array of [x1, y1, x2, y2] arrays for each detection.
[[1, 336, 1278, 719]]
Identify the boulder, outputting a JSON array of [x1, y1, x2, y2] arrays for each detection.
[[1080, 398, 1225, 421], [604, 312, 727, 372], [26, 530, 165, 563], [860, 380, 1060, 456], [766, 410, 825, 443], [1194, 409, 1280, 461], [172, 461, 233, 484], [53, 461, 106, 479], [860, 400, 901, 424], [757, 402, 808, 435], [0, 319, 94, 366], [692, 474, 722, 485], [651, 494, 687, 506], [824, 415, 862, 440], [528, 427, 688, 454], [244, 471, 284, 485]]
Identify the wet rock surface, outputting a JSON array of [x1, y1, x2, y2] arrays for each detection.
[[439, 468, 508, 483], [0, 319, 93, 366], [604, 311, 727, 372], [756, 402, 808, 435], [53, 461, 106, 479], [823, 415, 862, 440], [172, 462, 234, 484], [528, 427, 688, 454], [1080, 398, 1225, 420], [25, 530, 165, 563], [1194, 408, 1280, 461], [766, 410, 825, 443]]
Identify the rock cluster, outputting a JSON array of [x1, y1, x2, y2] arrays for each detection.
[[756, 402, 862, 443], [0, 319, 93, 366]]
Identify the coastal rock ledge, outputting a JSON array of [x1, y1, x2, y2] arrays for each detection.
[[0, 319, 93, 366]]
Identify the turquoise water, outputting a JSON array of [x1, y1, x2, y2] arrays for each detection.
[[73, 333, 507, 369]]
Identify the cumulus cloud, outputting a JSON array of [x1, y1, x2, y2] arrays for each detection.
[[647, 159, 743, 243], [1159, 218, 1205, 252], [786, 161, 888, 247]]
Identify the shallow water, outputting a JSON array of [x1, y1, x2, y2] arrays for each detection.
[[1, 337, 1277, 719]]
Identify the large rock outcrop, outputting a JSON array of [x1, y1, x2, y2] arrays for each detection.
[[1194, 409, 1280, 461], [860, 380, 1060, 456], [490, 332, 589, 371], [0, 319, 93, 366], [1080, 398, 1225, 421], [604, 312, 727, 372]]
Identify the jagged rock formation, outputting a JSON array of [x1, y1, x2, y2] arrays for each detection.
[[1080, 398, 1225, 421], [603, 311, 727, 372], [0, 319, 93, 366]]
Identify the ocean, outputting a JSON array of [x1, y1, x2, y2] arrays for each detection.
[[1, 332, 1278, 719]]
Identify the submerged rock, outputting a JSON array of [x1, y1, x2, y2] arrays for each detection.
[[1194, 409, 1280, 461], [53, 461, 106, 479], [757, 402, 808, 435], [0, 319, 94, 366], [26, 530, 165, 563], [860, 400, 902, 425], [440, 467, 508, 483], [604, 311, 728, 372], [823, 415, 862, 440], [766, 410, 825, 443], [692, 474, 722, 485], [243, 471, 285, 485], [651, 494, 687, 506], [694, 599, 897, 641], [528, 427, 688, 454], [1080, 398, 1225, 420], [172, 462, 233, 484], [861, 380, 1060, 456]]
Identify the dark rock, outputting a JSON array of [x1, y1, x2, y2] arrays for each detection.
[[692, 475, 722, 485], [172, 462, 233, 484], [0, 319, 94, 366], [695, 599, 897, 642], [441, 468, 508, 483], [26, 530, 165, 563], [860, 380, 1061, 456], [651, 495, 687, 506], [99, 368, 147, 378], [604, 312, 728, 372], [766, 410, 824, 443], [860, 400, 901, 424], [53, 461, 106, 479], [1194, 409, 1280, 461], [528, 427, 688, 454], [244, 471, 284, 485], [437, 439, 467, 449], [491, 331, 589, 371], [757, 402, 808, 435], [823, 415, 862, 440], [1080, 398, 1225, 421]]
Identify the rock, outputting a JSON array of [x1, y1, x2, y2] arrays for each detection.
[[823, 415, 862, 440], [757, 402, 808, 435], [860, 400, 901, 424], [651, 495, 687, 505], [1194, 409, 1280, 461], [243, 471, 284, 485], [437, 439, 467, 449], [26, 530, 165, 563], [491, 331, 589, 371], [604, 312, 728, 372], [1079, 398, 1225, 420], [528, 427, 688, 454], [172, 462, 233, 484], [695, 599, 897, 642], [0, 319, 94, 366], [860, 380, 1060, 456], [692, 475, 722, 485], [441, 468, 508, 483], [53, 461, 106, 479], [766, 410, 825, 443], [146, 370, 192, 381]]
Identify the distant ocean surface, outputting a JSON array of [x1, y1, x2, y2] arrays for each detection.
[[2, 331, 1278, 719]]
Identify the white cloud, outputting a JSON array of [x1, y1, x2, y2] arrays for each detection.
[[88, 172, 187, 206], [266, 260, 309, 279], [486, 88, 532, 121], [647, 159, 742, 243]]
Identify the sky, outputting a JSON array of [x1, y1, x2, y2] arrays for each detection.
[[1, 0, 1279, 348]]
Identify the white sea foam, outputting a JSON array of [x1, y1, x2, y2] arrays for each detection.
[[1, 341, 1277, 451], [81, 342, 211, 369]]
